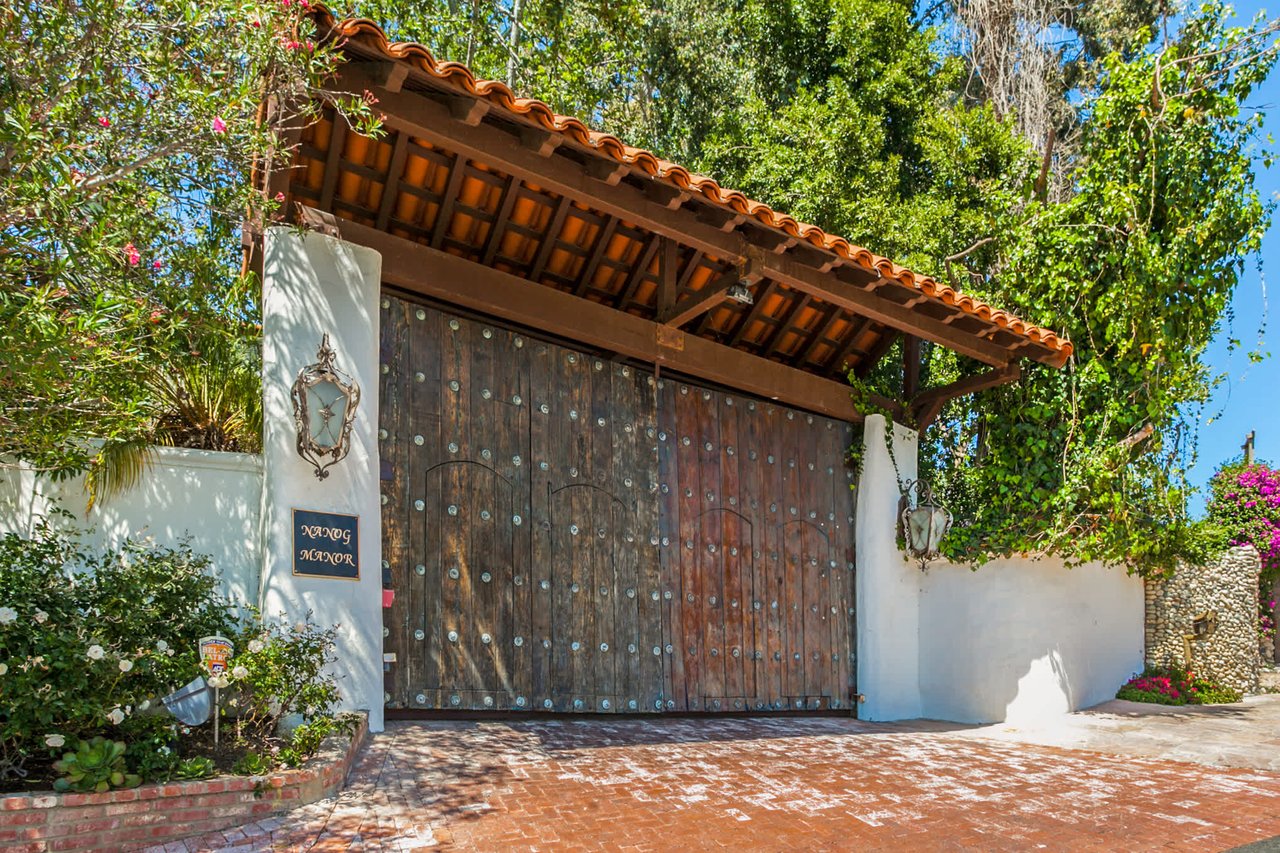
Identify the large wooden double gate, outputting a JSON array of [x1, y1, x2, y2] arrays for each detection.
[[380, 295, 857, 713]]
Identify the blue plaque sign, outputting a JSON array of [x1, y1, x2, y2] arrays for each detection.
[[292, 508, 360, 580]]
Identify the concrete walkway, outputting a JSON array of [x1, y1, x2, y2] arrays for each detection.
[[968, 694, 1280, 772], [159, 698, 1280, 852]]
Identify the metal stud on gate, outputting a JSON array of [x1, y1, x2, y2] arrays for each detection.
[[448, 568, 460, 580], [415, 564, 425, 576], [448, 505, 458, 516], [482, 328, 493, 339], [544, 699, 554, 709], [413, 434, 424, 445], [449, 319, 460, 331], [415, 372, 425, 383], [448, 442, 459, 453], [481, 571, 491, 583], [481, 633, 492, 645], [415, 630, 425, 641], [448, 630, 459, 643]]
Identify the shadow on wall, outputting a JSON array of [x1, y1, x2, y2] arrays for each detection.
[[917, 556, 1145, 725], [0, 449, 264, 610]]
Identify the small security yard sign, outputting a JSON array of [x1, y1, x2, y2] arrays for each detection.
[[292, 508, 360, 579]]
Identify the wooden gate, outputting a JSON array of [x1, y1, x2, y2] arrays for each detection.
[[381, 295, 856, 713]]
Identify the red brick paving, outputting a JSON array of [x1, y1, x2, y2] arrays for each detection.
[[169, 716, 1280, 852]]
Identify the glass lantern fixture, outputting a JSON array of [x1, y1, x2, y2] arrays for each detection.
[[900, 478, 952, 571], [291, 333, 361, 480]]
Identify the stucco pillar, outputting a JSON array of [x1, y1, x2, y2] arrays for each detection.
[[855, 413, 921, 721], [260, 227, 385, 732]]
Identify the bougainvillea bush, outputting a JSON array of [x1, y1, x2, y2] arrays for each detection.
[[0, 522, 352, 792], [1206, 460, 1280, 641], [1116, 665, 1242, 706]]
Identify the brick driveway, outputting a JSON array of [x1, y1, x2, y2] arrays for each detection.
[[178, 714, 1280, 852]]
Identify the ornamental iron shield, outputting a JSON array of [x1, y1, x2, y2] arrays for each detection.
[[900, 478, 952, 571], [291, 334, 360, 480]]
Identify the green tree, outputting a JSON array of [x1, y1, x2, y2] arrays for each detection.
[[0, 0, 375, 474]]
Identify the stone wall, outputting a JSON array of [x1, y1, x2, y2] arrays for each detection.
[[1144, 546, 1261, 693]]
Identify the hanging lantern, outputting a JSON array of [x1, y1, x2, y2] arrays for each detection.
[[900, 479, 951, 570], [291, 334, 360, 480]]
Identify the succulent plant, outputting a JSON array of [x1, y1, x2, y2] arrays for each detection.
[[52, 737, 142, 793]]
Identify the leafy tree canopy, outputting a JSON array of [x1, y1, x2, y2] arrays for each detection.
[[4, 0, 1275, 572]]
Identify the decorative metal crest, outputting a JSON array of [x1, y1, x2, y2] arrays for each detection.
[[291, 334, 361, 480]]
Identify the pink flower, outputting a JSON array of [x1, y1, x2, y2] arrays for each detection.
[[274, 192, 286, 203], [212, 116, 227, 134], [124, 243, 141, 267], [98, 117, 110, 128], [152, 259, 163, 270]]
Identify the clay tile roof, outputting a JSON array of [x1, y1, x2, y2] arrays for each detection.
[[311, 8, 1072, 367]]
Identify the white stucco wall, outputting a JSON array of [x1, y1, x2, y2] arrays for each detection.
[[855, 414, 922, 721], [918, 557, 1145, 724], [853, 415, 1144, 725], [261, 227, 384, 732], [0, 448, 263, 608]]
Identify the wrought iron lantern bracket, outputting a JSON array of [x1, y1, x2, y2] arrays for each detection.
[[291, 333, 360, 480], [900, 478, 952, 571]]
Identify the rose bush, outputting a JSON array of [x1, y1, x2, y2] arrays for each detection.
[[0, 522, 351, 790]]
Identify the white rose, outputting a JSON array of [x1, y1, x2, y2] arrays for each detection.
[[44, 734, 65, 748], [118, 659, 133, 673], [87, 645, 105, 661], [232, 665, 249, 680], [106, 707, 125, 725], [155, 640, 169, 653], [294, 621, 307, 633], [138, 699, 150, 711], [33, 610, 48, 624], [247, 640, 264, 654], [0, 663, 7, 676], [0, 607, 16, 625], [208, 674, 230, 689]]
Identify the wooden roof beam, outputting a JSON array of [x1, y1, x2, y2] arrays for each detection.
[[661, 270, 737, 328], [334, 65, 1030, 368], [335, 216, 897, 421], [519, 126, 562, 157], [912, 363, 1021, 429]]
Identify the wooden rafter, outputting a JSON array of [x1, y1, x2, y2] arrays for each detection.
[[727, 280, 777, 348], [760, 293, 810, 360], [573, 215, 619, 296], [619, 234, 662, 307], [429, 154, 467, 249], [825, 317, 874, 375], [794, 304, 844, 367], [317, 117, 348, 211], [529, 196, 572, 282], [335, 64, 1036, 368], [374, 133, 410, 230], [480, 176, 519, 266]]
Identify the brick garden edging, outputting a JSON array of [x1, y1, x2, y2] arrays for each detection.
[[0, 713, 368, 853]]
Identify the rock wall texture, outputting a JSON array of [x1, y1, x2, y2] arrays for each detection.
[[1144, 546, 1261, 693]]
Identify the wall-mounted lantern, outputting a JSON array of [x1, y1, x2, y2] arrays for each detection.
[[900, 478, 951, 571], [291, 334, 360, 480]]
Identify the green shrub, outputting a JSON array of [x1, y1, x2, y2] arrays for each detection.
[[1116, 665, 1242, 706], [173, 756, 216, 780], [221, 616, 340, 746], [0, 521, 234, 781]]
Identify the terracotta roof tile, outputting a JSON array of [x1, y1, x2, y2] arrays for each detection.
[[312, 8, 1072, 366]]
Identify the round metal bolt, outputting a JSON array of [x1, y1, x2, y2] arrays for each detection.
[[544, 699, 554, 709], [448, 630, 459, 643], [629, 699, 638, 710], [448, 568, 459, 580], [569, 524, 579, 536], [570, 582, 580, 593], [378, 428, 389, 440], [513, 515, 523, 526], [653, 646, 662, 656], [482, 328, 493, 339], [539, 403, 550, 414], [480, 510, 491, 521], [514, 636, 524, 647], [481, 571, 492, 583], [447, 505, 458, 516], [414, 372, 425, 383], [540, 580, 550, 590], [447, 442, 459, 453], [381, 364, 389, 375], [449, 319, 460, 331], [481, 633, 492, 644], [514, 336, 524, 348], [516, 696, 527, 707], [415, 564, 426, 576], [600, 642, 609, 652], [414, 500, 425, 511], [415, 629, 425, 641], [512, 395, 522, 406]]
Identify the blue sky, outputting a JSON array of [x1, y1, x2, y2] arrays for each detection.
[[1187, 1, 1279, 513]]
